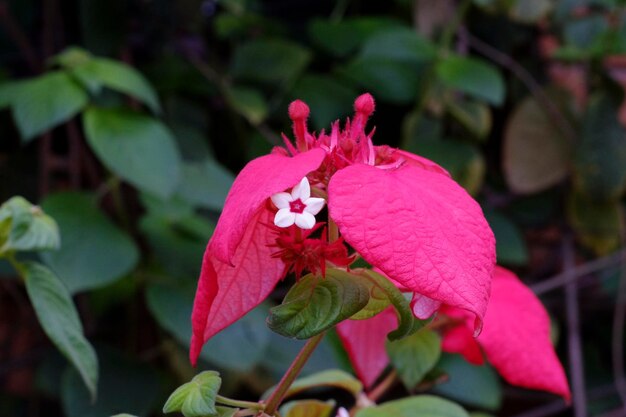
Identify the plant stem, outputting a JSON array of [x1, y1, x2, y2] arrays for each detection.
[[328, 218, 339, 243], [216, 395, 265, 411], [367, 370, 397, 402], [263, 332, 326, 415]]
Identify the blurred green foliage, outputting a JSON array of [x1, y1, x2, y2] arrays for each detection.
[[0, 0, 625, 416]]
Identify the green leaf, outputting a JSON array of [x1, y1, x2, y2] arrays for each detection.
[[264, 370, 362, 400], [436, 56, 505, 105], [10, 71, 88, 141], [408, 140, 485, 196], [61, 348, 159, 417], [111, 414, 139, 417], [508, 0, 553, 24], [231, 39, 311, 85], [83, 107, 182, 198], [432, 354, 502, 411], [503, 93, 570, 194], [356, 269, 419, 340], [484, 211, 528, 266], [574, 93, 626, 200], [24, 262, 98, 400], [445, 98, 492, 140], [359, 28, 436, 63], [339, 58, 421, 104], [267, 269, 370, 339], [176, 160, 234, 211], [225, 86, 268, 125], [292, 74, 357, 130], [71, 58, 161, 113], [0, 196, 60, 255], [308, 17, 403, 58], [568, 192, 624, 255], [280, 400, 335, 417], [41, 192, 139, 293], [163, 371, 222, 417], [387, 329, 441, 389], [355, 395, 469, 417]]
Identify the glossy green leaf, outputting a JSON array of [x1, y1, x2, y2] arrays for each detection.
[[61, 348, 159, 417], [71, 57, 161, 113], [231, 39, 311, 85], [24, 262, 98, 400], [356, 269, 419, 340], [387, 329, 441, 389], [355, 395, 469, 417], [10, 71, 88, 141], [264, 370, 362, 400], [503, 94, 570, 194], [308, 17, 402, 57], [163, 371, 221, 417], [432, 354, 502, 411], [268, 269, 370, 339], [226, 86, 268, 125], [0, 196, 60, 255], [574, 93, 626, 200], [83, 107, 182, 198], [176, 160, 234, 211], [41, 192, 139, 293], [436, 56, 505, 105], [280, 400, 335, 417], [484, 211, 528, 266], [292, 74, 357, 129], [568, 192, 624, 255], [339, 58, 421, 104], [359, 28, 436, 63]]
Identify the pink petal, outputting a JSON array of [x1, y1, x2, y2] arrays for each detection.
[[390, 149, 451, 177], [441, 325, 484, 365], [411, 293, 442, 320], [209, 148, 325, 264], [190, 208, 285, 366], [336, 308, 397, 389], [328, 163, 495, 332], [477, 267, 571, 400]]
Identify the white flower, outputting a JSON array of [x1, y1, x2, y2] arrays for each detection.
[[271, 177, 325, 229], [336, 407, 350, 417]]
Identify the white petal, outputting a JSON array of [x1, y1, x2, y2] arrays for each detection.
[[271, 192, 292, 209], [303, 197, 325, 215], [274, 208, 296, 228], [337, 408, 350, 417], [295, 211, 316, 229], [291, 177, 311, 201]]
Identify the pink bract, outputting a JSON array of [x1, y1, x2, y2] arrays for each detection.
[[190, 93, 496, 369]]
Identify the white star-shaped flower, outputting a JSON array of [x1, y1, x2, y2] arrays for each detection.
[[271, 177, 325, 229]]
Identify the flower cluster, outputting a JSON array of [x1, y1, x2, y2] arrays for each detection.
[[190, 93, 570, 400]]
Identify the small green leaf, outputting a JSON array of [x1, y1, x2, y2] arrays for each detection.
[[264, 370, 362, 400], [0, 196, 60, 255], [355, 395, 469, 417], [339, 58, 421, 104], [359, 28, 436, 63], [83, 107, 182, 198], [436, 56, 505, 106], [356, 269, 419, 340], [445, 98, 492, 140], [69, 57, 161, 113], [387, 329, 441, 389], [176, 159, 234, 211], [484, 211, 528, 266], [574, 93, 626, 200], [41, 192, 139, 293], [163, 371, 222, 417], [280, 400, 335, 417], [24, 262, 98, 400], [11, 71, 88, 141], [268, 269, 370, 339], [503, 93, 570, 194], [432, 354, 502, 411], [231, 39, 311, 85], [226, 86, 268, 125], [568, 192, 624, 256]]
